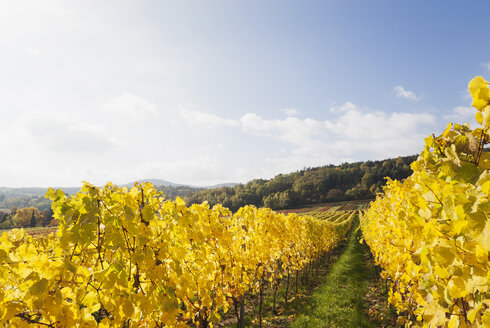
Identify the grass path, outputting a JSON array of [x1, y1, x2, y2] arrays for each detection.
[[291, 224, 396, 328]]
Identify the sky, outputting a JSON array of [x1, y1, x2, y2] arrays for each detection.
[[1, 0, 490, 187]]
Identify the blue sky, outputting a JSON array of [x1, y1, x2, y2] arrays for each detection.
[[0, 0, 489, 187]]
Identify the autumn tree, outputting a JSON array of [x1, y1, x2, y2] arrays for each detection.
[[13, 207, 40, 228]]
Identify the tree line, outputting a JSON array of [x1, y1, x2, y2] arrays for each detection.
[[0, 207, 55, 230], [0, 194, 52, 212], [184, 155, 417, 211], [0, 195, 55, 229], [0, 155, 417, 229]]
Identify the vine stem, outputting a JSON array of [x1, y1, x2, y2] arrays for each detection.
[[475, 128, 487, 164]]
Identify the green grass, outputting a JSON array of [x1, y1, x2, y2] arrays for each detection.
[[291, 225, 390, 328], [217, 218, 397, 328], [217, 241, 349, 328]]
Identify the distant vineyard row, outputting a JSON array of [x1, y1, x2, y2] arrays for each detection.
[[279, 199, 370, 214]]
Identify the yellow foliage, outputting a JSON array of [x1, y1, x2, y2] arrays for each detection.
[[0, 181, 353, 326], [360, 76, 490, 327]]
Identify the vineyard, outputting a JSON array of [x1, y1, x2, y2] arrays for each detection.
[[360, 76, 490, 327], [278, 199, 371, 215], [1, 77, 489, 327], [0, 183, 354, 327]]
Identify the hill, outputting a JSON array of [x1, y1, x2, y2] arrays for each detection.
[[0, 180, 237, 212], [121, 178, 183, 188], [185, 155, 417, 211], [0, 155, 416, 213]]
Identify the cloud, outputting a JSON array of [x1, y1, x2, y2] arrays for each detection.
[[240, 102, 436, 172], [444, 106, 477, 126], [482, 62, 490, 71], [21, 112, 118, 153], [329, 101, 358, 113], [103, 93, 159, 119], [282, 108, 299, 116], [27, 47, 41, 58], [241, 113, 325, 145], [178, 109, 238, 128], [325, 108, 434, 141], [323, 108, 435, 162], [393, 86, 420, 101], [197, 143, 225, 152], [243, 104, 434, 147]]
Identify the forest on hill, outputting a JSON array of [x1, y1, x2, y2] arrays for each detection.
[[185, 155, 417, 211]]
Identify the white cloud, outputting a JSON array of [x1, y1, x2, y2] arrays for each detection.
[[178, 109, 238, 128], [197, 143, 225, 152], [444, 106, 477, 126], [325, 108, 434, 141], [323, 109, 435, 162], [482, 62, 490, 71], [239, 104, 436, 174], [282, 108, 299, 116], [27, 47, 41, 58], [393, 85, 420, 101], [241, 113, 325, 145], [242, 102, 434, 149], [103, 93, 159, 119], [21, 112, 118, 153], [329, 101, 358, 113], [0, 99, 442, 187]]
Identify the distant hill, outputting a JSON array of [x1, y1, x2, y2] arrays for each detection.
[[121, 179, 183, 188], [122, 179, 237, 189], [0, 187, 80, 198], [185, 155, 418, 211], [0, 187, 79, 212], [0, 153, 418, 213], [0, 179, 238, 211], [0, 180, 237, 198], [204, 182, 237, 188]]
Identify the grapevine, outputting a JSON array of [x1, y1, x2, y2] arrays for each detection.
[[360, 76, 490, 327], [0, 182, 352, 327]]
